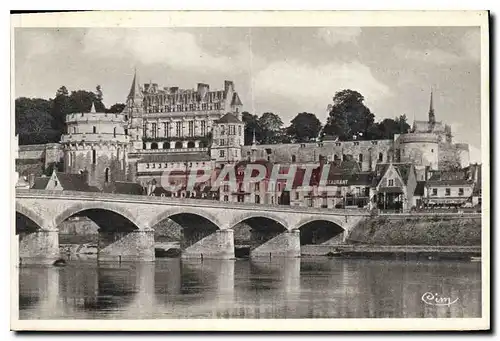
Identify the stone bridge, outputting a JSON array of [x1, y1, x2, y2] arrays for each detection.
[[15, 189, 368, 263]]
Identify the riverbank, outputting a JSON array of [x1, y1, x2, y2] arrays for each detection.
[[301, 244, 481, 261], [346, 215, 481, 246]]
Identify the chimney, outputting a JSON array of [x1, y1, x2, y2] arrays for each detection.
[[197, 83, 209, 99], [224, 80, 234, 93]]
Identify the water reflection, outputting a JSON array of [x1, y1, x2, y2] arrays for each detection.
[[18, 258, 481, 319]]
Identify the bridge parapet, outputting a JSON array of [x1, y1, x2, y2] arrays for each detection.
[[15, 189, 371, 217]]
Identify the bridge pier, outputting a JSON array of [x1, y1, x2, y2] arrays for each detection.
[[250, 229, 301, 258], [182, 229, 235, 259], [19, 229, 60, 265], [98, 229, 155, 262]]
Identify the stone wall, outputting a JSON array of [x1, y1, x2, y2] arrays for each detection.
[[241, 139, 394, 171]]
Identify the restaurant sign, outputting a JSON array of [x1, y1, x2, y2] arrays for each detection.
[[327, 179, 349, 186]]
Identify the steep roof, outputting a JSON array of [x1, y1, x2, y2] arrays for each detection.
[[103, 181, 144, 195], [216, 113, 242, 124], [231, 92, 242, 106], [414, 181, 426, 196], [56, 172, 100, 192], [127, 70, 143, 101], [31, 177, 50, 189], [373, 163, 414, 186]]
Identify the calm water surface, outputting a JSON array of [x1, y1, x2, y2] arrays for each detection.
[[18, 258, 481, 319]]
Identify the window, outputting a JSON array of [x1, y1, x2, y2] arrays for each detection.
[[175, 141, 182, 149], [295, 191, 300, 200], [378, 152, 383, 162], [223, 184, 229, 192], [151, 142, 158, 150], [187, 141, 195, 148], [54, 180, 58, 187], [163, 142, 169, 149], [238, 125, 242, 136], [445, 188, 451, 196], [142, 143, 146, 150], [432, 188, 437, 196], [291, 155, 296, 162], [151, 123, 157, 138], [124, 128, 128, 136], [388, 179, 394, 187], [113, 127, 116, 137], [220, 125, 226, 135], [219, 150, 225, 157], [359, 153, 363, 162], [255, 182, 260, 191], [220, 139, 225, 146], [188, 121, 194, 137], [255, 195, 260, 204], [201, 121, 206, 136], [93, 126, 97, 134], [73, 127, 76, 134], [342, 154, 347, 161], [459, 188, 464, 196], [143, 124, 147, 137], [92, 149, 96, 164], [176, 122, 182, 137], [224, 195, 229, 202], [431, 149, 434, 153], [105, 168, 110, 183]]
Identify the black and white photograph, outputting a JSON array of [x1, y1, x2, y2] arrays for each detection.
[[10, 11, 489, 331]]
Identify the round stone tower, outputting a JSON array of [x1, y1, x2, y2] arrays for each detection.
[[399, 133, 439, 170], [61, 102, 130, 189]]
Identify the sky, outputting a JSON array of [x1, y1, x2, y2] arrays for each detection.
[[14, 26, 482, 162]]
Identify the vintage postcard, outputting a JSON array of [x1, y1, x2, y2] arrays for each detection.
[[10, 11, 489, 331]]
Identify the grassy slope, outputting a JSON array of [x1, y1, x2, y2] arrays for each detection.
[[347, 216, 481, 246]]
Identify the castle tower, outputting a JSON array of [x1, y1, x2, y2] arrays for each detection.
[[123, 69, 145, 149], [61, 101, 129, 189], [210, 112, 245, 165], [428, 88, 436, 124], [251, 129, 257, 162]]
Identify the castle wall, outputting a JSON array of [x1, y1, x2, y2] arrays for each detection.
[[241, 140, 394, 172]]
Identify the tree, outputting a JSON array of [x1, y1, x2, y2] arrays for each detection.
[[322, 89, 376, 141], [106, 103, 126, 113], [258, 112, 283, 144], [371, 115, 411, 140], [242, 111, 262, 145], [287, 112, 322, 143], [50, 86, 71, 132]]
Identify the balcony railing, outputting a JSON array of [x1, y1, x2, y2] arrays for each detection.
[[61, 133, 130, 143]]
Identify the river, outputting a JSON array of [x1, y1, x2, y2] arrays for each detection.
[[18, 257, 481, 319]]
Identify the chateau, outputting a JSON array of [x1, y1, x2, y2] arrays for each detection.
[[17, 70, 476, 211]]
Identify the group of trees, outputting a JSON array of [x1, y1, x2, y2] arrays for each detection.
[[16, 85, 125, 145], [242, 89, 410, 146], [16, 86, 410, 146]]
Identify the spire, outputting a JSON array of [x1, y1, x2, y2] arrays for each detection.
[[127, 68, 143, 101], [251, 129, 257, 149], [90, 101, 96, 113], [428, 87, 435, 124]]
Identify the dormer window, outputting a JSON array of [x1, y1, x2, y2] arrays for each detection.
[[388, 179, 394, 186]]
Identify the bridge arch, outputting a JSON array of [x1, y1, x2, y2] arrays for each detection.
[[15, 202, 47, 231], [147, 207, 223, 231], [229, 211, 290, 231], [53, 202, 143, 231], [295, 217, 346, 245]]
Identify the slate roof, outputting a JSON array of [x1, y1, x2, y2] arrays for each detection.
[[103, 181, 145, 195], [31, 177, 50, 189], [139, 152, 211, 163], [373, 163, 414, 187], [325, 172, 373, 186], [414, 181, 426, 196], [215, 113, 242, 124], [231, 92, 243, 106]]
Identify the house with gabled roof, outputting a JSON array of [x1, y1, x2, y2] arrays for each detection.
[[31, 169, 100, 192], [372, 162, 417, 211]]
